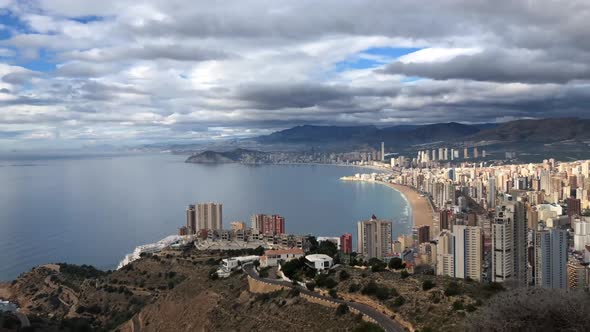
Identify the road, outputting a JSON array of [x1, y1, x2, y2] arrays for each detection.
[[243, 265, 405, 332], [15, 310, 30, 328]]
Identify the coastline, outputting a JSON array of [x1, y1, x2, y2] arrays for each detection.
[[341, 178, 435, 233], [381, 182, 434, 230]]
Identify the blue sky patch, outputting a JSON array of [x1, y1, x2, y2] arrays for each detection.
[[334, 46, 422, 72]]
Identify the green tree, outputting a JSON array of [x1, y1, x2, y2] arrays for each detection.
[[336, 304, 349, 316], [422, 280, 435, 291], [329, 288, 338, 298], [339, 270, 350, 281], [318, 240, 339, 258], [444, 281, 461, 296], [388, 257, 406, 270]]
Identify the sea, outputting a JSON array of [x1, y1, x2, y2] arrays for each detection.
[[0, 153, 410, 281]]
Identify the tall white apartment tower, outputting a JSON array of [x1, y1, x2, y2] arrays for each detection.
[[492, 196, 528, 286], [453, 225, 483, 281], [436, 230, 455, 277], [534, 227, 568, 289], [197, 202, 223, 231], [381, 142, 385, 162], [357, 215, 393, 260]]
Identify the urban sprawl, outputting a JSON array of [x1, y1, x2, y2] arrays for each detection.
[[120, 145, 590, 292]]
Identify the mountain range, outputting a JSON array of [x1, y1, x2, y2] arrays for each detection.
[[253, 118, 590, 148]]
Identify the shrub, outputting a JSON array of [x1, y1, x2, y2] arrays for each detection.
[[452, 300, 464, 311], [336, 304, 349, 316], [315, 274, 338, 289], [349, 283, 361, 293], [444, 282, 461, 297], [329, 288, 338, 298], [400, 270, 410, 279], [375, 287, 393, 300], [388, 257, 405, 270], [393, 295, 406, 307], [306, 282, 316, 291], [422, 280, 435, 291], [258, 267, 270, 278], [339, 270, 350, 281], [362, 281, 379, 296]]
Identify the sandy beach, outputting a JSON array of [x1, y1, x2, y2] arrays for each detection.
[[381, 182, 435, 230]]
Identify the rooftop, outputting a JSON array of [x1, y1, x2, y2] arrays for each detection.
[[305, 254, 333, 262]]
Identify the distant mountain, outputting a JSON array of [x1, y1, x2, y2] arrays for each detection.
[[254, 122, 495, 147], [379, 122, 482, 143], [255, 125, 379, 144], [466, 118, 590, 143]]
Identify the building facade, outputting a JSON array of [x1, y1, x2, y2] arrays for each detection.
[[251, 214, 286, 235], [357, 215, 392, 259], [340, 233, 353, 254], [491, 197, 528, 286], [533, 227, 567, 289], [197, 202, 223, 231]]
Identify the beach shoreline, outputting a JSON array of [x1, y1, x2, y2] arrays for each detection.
[[341, 177, 435, 233], [381, 182, 435, 231]]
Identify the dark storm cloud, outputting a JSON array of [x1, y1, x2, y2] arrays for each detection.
[[1, 0, 590, 147], [234, 83, 400, 110], [380, 49, 590, 83]]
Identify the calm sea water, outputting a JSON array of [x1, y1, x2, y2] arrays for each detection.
[[0, 153, 409, 281]]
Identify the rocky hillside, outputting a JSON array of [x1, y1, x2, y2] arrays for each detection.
[[185, 148, 271, 164], [0, 251, 368, 332]]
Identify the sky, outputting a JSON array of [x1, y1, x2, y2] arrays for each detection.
[[0, 0, 589, 149]]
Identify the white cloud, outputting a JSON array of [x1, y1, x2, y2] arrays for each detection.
[[0, 0, 588, 149]]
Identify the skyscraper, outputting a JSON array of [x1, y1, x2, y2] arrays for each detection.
[[197, 202, 223, 231], [491, 196, 528, 286], [186, 204, 196, 234], [340, 233, 353, 254], [573, 217, 590, 251], [417, 225, 430, 244], [357, 215, 392, 259], [533, 227, 567, 289], [439, 209, 452, 230], [381, 142, 385, 162], [436, 230, 454, 277], [453, 225, 483, 281], [487, 176, 496, 208], [567, 197, 582, 217]]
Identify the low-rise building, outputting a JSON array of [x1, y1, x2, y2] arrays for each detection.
[[260, 248, 304, 267], [305, 254, 334, 271]]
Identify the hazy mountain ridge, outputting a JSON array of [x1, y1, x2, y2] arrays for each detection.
[[465, 118, 590, 143], [255, 122, 493, 147], [254, 118, 590, 147]]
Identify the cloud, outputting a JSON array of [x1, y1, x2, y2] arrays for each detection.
[[0, 0, 589, 148], [380, 49, 590, 83]]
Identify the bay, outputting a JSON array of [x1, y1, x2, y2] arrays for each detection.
[[0, 153, 410, 281]]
